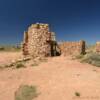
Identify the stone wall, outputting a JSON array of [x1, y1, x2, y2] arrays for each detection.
[[59, 40, 85, 56], [22, 23, 54, 58], [22, 23, 86, 58]]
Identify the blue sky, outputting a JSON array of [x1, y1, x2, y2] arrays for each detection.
[[0, 0, 100, 45]]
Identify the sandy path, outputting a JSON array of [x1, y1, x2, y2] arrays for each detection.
[[0, 52, 22, 65], [0, 52, 100, 100]]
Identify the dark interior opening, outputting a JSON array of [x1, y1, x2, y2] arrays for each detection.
[[50, 41, 61, 57]]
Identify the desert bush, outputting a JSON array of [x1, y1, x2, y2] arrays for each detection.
[[31, 63, 38, 67], [75, 92, 80, 97], [15, 85, 38, 100], [86, 44, 96, 53], [16, 63, 26, 69], [75, 54, 84, 59], [81, 52, 100, 67], [75, 51, 100, 67]]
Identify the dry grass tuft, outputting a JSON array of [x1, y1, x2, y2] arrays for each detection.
[[15, 85, 38, 100]]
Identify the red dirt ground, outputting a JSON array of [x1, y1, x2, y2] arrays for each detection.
[[0, 52, 100, 100]]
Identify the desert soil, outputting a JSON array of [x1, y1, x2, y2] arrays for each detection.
[[0, 52, 100, 100]]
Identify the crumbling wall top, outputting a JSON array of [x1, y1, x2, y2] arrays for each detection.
[[29, 23, 49, 29]]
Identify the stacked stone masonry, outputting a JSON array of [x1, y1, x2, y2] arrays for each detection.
[[59, 40, 85, 56], [22, 23, 56, 58], [22, 23, 86, 58]]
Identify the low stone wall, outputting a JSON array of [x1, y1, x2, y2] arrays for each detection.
[[59, 40, 86, 56]]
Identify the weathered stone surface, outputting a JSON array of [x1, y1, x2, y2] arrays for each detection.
[[22, 23, 56, 58], [59, 40, 86, 56], [22, 23, 86, 58]]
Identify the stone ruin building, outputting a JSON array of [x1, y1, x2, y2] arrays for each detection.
[[22, 23, 86, 58], [22, 23, 60, 58]]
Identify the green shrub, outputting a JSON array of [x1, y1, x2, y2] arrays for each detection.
[[75, 54, 84, 59], [81, 52, 100, 67], [75, 92, 80, 97], [91, 61, 100, 67], [16, 63, 26, 69], [31, 63, 38, 67], [0, 47, 5, 51], [15, 85, 38, 100]]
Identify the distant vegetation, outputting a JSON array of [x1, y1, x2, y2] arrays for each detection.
[[86, 44, 96, 53], [75, 44, 100, 67], [0, 44, 21, 52], [82, 53, 100, 67]]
